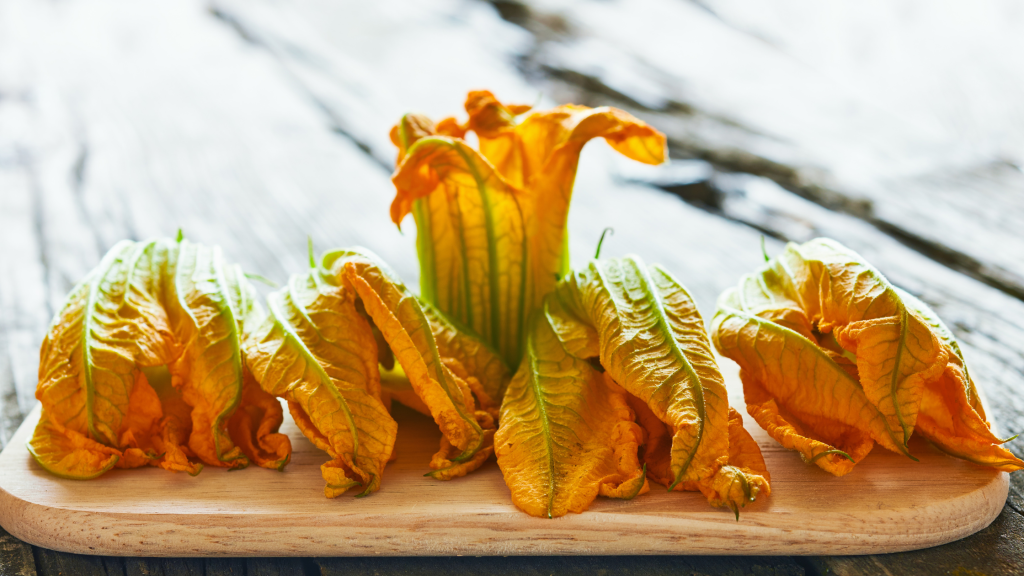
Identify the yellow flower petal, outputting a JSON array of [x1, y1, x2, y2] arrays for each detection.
[[495, 307, 645, 518], [391, 137, 528, 366], [335, 250, 495, 472], [245, 263, 396, 496]]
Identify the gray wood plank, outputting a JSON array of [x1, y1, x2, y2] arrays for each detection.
[[244, 558, 309, 576], [203, 559, 245, 576], [33, 549, 123, 576], [2, 0, 418, 290], [316, 556, 805, 576], [123, 558, 203, 576], [484, 0, 1024, 300], [0, 114, 52, 445], [0, 524, 36, 576], [805, 505, 1024, 576]]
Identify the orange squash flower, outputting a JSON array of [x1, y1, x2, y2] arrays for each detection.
[[390, 90, 666, 367], [711, 238, 1023, 474], [30, 236, 291, 479]]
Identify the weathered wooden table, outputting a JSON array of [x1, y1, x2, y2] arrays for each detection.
[[1, 0, 1022, 574]]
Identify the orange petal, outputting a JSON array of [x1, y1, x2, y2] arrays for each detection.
[[785, 240, 947, 449], [338, 251, 491, 468], [246, 266, 397, 496], [228, 370, 292, 470], [916, 363, 1023, 471], [495, 309, 647, 517], [28, 414, 121, 480]]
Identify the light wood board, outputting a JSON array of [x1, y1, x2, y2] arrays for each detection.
[[0, 393, 1008, 558]]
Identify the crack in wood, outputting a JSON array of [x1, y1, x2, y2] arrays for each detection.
[[207, 7, 392, 172], [480, 0, 1024, 307]]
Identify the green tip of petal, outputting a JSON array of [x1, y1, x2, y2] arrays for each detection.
[[355, 476, 376, 498], [594, 227, 614, 259], [244, 272, 279, 288], [760, 235, 769, 262], [398, 114, 413, 150], [176, 228, 184, 242], [623, 464, 648, 500], [227, 457, 250, 471], [425, 461, 462, 478], [307, 236, 316, 269], [450, 434, 486, 463], [810, 449, 855, 464]]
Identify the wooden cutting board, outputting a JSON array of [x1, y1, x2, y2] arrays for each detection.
[[0, 377, 1008, 557]]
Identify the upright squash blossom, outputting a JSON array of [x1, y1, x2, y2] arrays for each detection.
[[496, 255, 770, 518], [29, 237, 291, 480], [711, 238, 1023, 475], [244, 248, 508, 497], [390, 91, 667, 367]]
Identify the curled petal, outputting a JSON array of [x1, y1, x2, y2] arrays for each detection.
[[390, 113, 438, 165], [28, 414, 120, 480], [712, 287, 901, 475], [785, 239, 947, 449], [465, 90, 530, 138], [473, 101, 667, 308], [916, 363, 1023, 471], [228, 371, 292, 470], [335, 249, 508, 474], [390, 137, 528, 366], [428, 411, 496, 480]]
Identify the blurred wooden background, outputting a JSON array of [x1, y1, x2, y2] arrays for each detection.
[[1, 0, 1022, 574]]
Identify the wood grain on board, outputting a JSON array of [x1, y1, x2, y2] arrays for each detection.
[[0, 390, 1008, 557]]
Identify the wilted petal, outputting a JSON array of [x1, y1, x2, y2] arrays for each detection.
[[245, 264, 395, 496], [495, 307, 646, 518], [334, 250, 496, 473], [713, 238, 1020, 475]]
